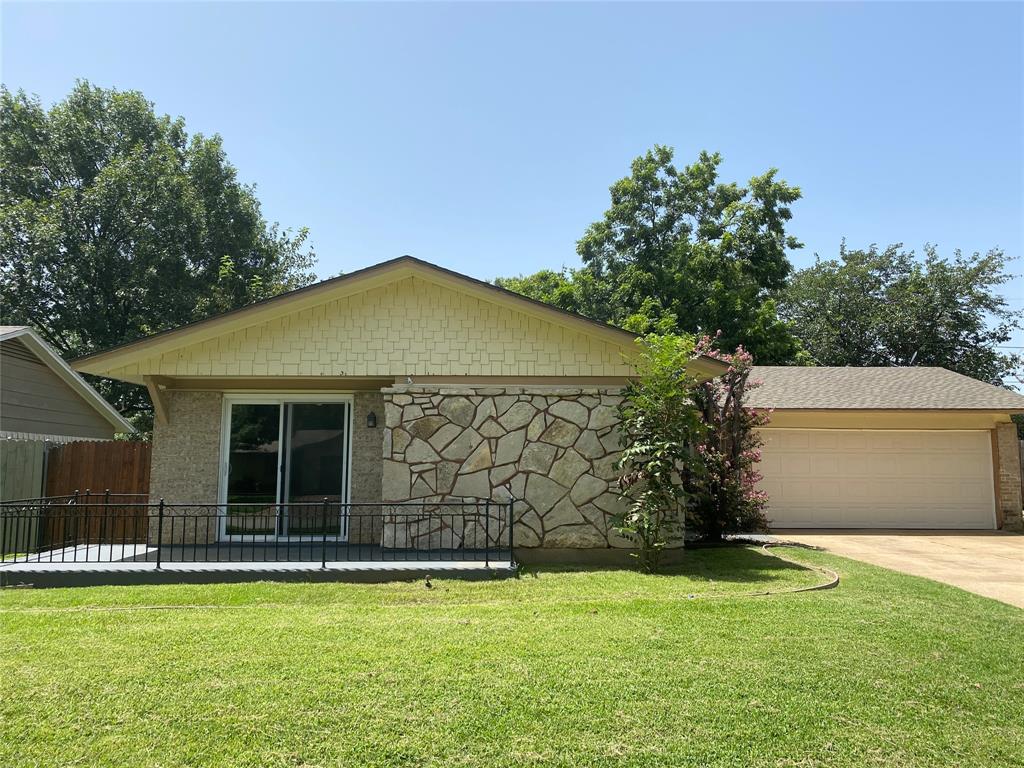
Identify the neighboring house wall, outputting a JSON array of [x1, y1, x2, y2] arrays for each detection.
[[995, 423, 1023, 531], [99, 275, 634, 381], [381, 384, 635, 554], [0, 339, 114, 439]]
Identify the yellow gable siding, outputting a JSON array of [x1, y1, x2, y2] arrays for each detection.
[[104, 276, 635, 379]]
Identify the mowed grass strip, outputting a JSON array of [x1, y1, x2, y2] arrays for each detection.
[[1, 546, 1021, 768]]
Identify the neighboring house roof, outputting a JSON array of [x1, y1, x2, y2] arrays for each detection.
[[748, 366, 1024, 412], [71, 256, 729, 382], [0, 326, 136, 434]]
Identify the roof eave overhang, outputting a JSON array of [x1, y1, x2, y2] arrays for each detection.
[[688, 356, 731, 382]]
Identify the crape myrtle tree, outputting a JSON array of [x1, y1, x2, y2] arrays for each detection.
[[615, 332, 770, 571], [0, 81, 317, 429], [687, 335, 771, 542]]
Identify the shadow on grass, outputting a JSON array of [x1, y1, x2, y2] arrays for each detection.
[[521, 545, 816, 586]]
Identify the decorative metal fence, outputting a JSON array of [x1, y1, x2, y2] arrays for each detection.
[[0, 497, 514, 567]]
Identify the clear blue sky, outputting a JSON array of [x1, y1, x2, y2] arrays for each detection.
[[3, 2, 1023, 350]]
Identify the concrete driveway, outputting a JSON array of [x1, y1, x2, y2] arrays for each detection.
[[772, 530, 1024, 609]]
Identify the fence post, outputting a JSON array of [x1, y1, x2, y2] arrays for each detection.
[[156, 498, 165, 570], [508, 496, 515, 565], [75, 488, 90, 554], [102, 489, 110, 555], [484, 499, 491, 567], [321, 497, 329, 569]]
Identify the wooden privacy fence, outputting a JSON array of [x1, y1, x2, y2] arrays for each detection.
[[0, 440, 48, 553], [0, 440, 47, 501], [44, 440, 151, 498], [0, 439, 152, 552], [41, 440, 152, 548]]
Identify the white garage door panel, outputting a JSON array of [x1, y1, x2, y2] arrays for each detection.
[[759, 429, 995, 529]]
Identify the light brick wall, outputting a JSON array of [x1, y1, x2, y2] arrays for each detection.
[[350, 391, 384, 544], [105, 276, 634, 380], [995, 423, 1022, 531], [149, 391, 223, 543], [150, 391, 223, 505]]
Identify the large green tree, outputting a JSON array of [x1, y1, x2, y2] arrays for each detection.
[[0, 81, 316, 423], [781, 242, 1021, 384], [497, 147, 805, 363]]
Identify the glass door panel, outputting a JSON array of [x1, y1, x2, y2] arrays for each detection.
[[225, 403, 281, 535], [283, 403, 349, 536]]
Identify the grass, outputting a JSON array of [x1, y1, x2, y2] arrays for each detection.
[[1, 546, 1021, 768]]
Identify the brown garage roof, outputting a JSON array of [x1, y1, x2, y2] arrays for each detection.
[[746, 366, 1024, 411]]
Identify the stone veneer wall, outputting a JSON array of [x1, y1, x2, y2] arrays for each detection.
[[995, 422, 1023, 531], [382, 384, 634, 549]]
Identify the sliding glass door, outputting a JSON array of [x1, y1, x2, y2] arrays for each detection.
[[222, 397, 351, 540]]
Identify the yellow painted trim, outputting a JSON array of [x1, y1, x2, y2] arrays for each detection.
[[144, 376, 171, 425], [991, 429, 1004, 528], [163, 377, 394, 392], [398, 375, 630, 386], [764, 410, 1011, 430]]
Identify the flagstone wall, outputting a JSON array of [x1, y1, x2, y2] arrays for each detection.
[[381, 384, 635, 549]]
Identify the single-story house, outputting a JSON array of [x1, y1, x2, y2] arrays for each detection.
[[1, 326, 135, 442], [71, 257, 1024, 561]]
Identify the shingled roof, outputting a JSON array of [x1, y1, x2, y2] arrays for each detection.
[[746, 366, 1024, 411]]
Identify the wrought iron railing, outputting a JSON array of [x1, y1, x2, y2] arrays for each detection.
[[0, 495, 514, 567]]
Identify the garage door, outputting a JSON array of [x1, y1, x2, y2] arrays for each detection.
[[758, 430, 995, 529]]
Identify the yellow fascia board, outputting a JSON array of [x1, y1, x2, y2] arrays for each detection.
[[764, 409, 1017, 430]]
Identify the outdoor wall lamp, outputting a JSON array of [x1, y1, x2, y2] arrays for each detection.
[[366, 411, 377, 429]]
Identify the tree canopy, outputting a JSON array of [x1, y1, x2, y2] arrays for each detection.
[[781, 242, 1021, 384], [497, 147, 805, 363], [0, 81, 316, 422]]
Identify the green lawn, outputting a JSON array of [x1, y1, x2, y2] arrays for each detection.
[[1, 546, 1021, 768]]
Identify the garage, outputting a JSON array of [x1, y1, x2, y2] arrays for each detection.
[[758, 429, 995, 529], [748, 366, 1024, 531]]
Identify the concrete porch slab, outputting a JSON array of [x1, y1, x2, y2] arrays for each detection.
[[0, 558, 516, 588]]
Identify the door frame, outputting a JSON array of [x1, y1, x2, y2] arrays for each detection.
[[217, 393, 355, 543]]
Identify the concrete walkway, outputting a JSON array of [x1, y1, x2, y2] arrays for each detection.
[[773, 530, 1024, 609]]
